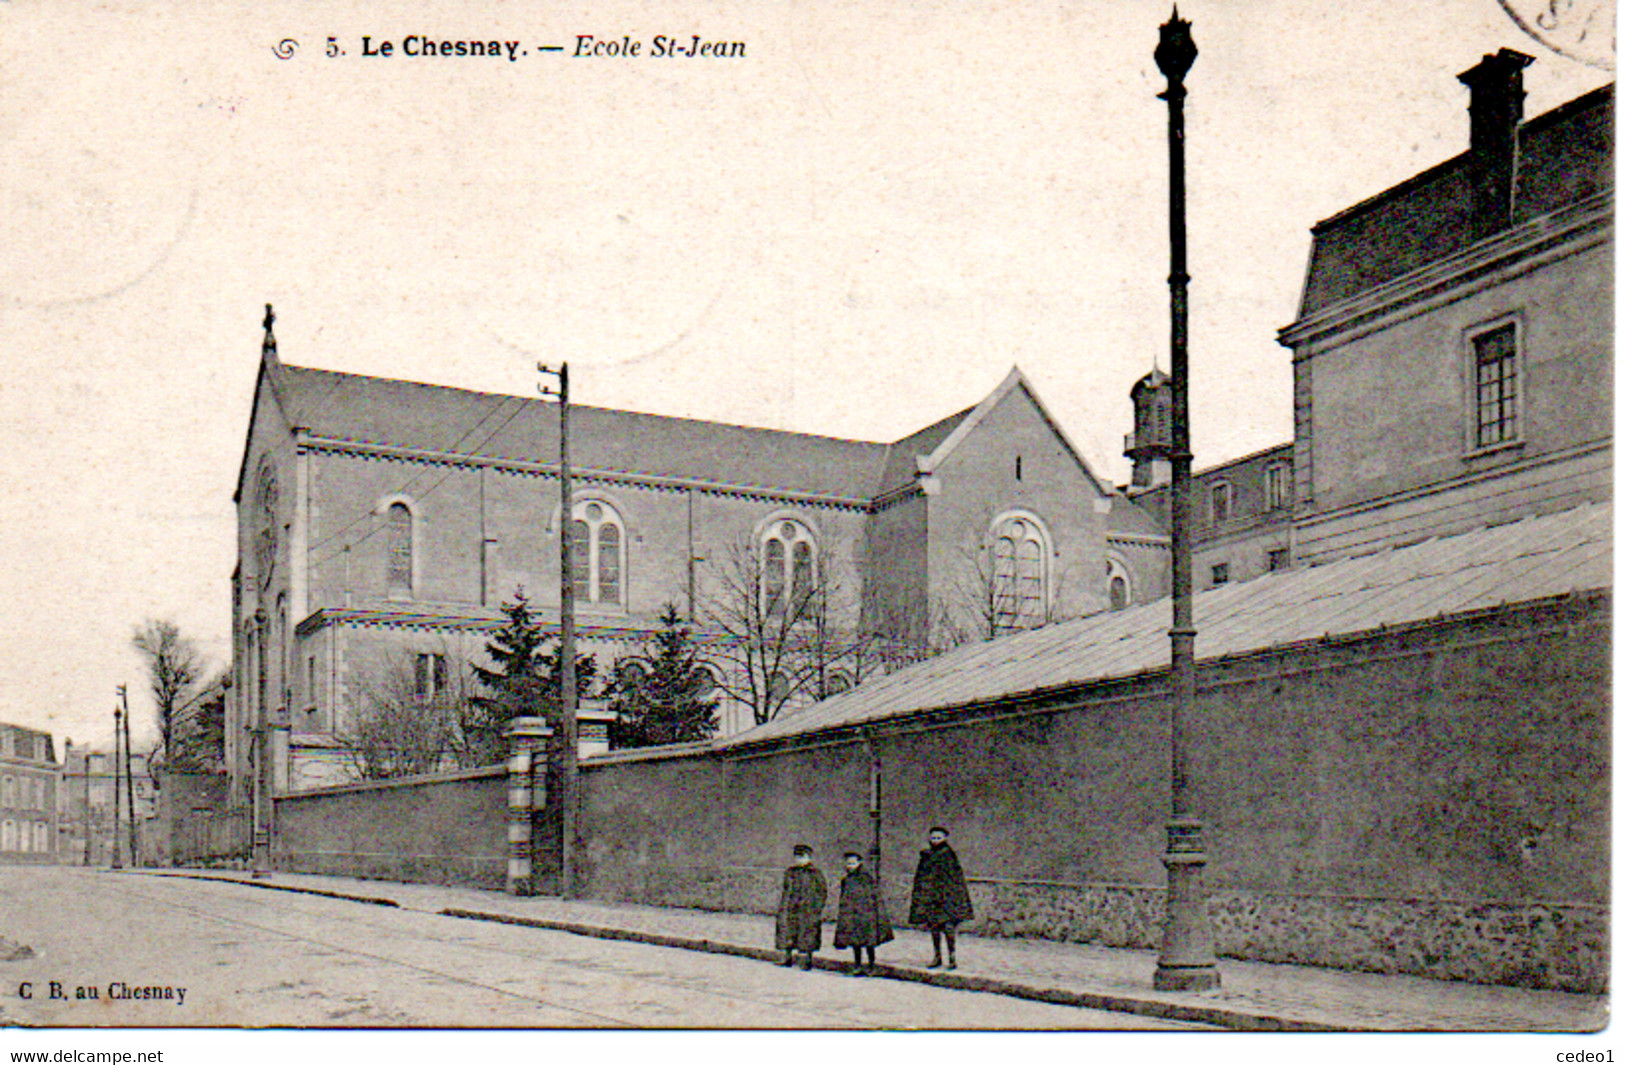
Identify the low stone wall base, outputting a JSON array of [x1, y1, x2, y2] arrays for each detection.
[[967, 880, 1607, 995], [580, 864, 1606, 994]]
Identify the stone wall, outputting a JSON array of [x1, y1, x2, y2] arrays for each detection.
[[274, 765, 507, 889], [577, 594, 1609, 993], [966, 880, 1606, 993]]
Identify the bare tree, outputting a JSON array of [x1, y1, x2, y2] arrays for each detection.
[[934, 536, 1075, 648], [131, 619, 202, 758], [700, 537, 870, 726], [340, 651, 468, 780], [857, 593, 937, 676], [862, 514, 1079, 666]]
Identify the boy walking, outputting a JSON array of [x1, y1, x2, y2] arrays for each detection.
[[833, 851, 893, 976], [909, 826, 973, 969], [774, 844, 828, 970]]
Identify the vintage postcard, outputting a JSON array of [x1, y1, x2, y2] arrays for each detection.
[[0, 0, 1612, 1061]]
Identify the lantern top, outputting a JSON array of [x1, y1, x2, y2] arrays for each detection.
[[1155, 8, 1197, 82]]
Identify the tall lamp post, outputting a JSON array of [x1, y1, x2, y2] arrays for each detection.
[[111, 702, 124, 870], [538, 361, 579, 899], [251, 606, 273, 879], [1153, 6, 1220, 993]]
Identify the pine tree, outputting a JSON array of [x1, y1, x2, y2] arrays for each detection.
[[609, 603, 720, 748], [462, 591, 597, 764]]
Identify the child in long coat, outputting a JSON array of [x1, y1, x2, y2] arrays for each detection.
[[774, 844, 828, 970], [909, 826, 974, 969], [833, 852, 893, 976]]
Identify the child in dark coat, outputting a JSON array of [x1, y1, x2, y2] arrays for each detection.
[[774, 844, 828, 970], [909, 826, 974, 969], [833, 852, 893, 976]]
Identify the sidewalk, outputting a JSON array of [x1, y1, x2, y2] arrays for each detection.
[[138, 868, 1606, 1033]]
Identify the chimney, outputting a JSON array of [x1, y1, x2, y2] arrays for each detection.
[[1457, 49, 1534, 239]]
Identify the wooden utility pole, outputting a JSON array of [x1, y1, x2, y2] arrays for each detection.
[[120, 685, 139, 867], [538, 362, 578, 898]]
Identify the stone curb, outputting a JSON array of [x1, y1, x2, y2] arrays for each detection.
[[134, 870, 1350, 1032], [134, 869, 401, 908], [437, 906, 1350, 1032]]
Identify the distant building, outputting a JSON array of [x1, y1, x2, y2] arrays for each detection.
[[1278, 53, 1611, 563], [0, 723, 59, 864], [1129, 53, 1611, 582], [59, 743, 157, 866]]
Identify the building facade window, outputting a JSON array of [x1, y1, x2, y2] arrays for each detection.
[[1, 820, 13, 851], [616, 658, 650, 689], [761, 518, 817, 614], [569, 500, 626, 606], [254, 459, 280, 592], [415, 653, 448, 701], [1267, 547, 1290, 572], [1105, 556, 1133, 611], [32, 822, 47, 853], [990, 513, 1049, 633], [1, 776, 12, 808], [1471, 321, 1520, 449], [386, 502, 414, 598], [1211, 562, 1230, 586], [1265, 463, 1292, 511], [1210, 482, 1233, 524]]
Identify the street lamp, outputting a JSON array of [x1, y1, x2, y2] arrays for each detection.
[[111, 702, 124, 870], [251, 606, 273, 879], [1153, 6, 1220, 993]]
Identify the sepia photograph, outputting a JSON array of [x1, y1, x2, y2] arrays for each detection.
[[0, 0, 1613, 1059]]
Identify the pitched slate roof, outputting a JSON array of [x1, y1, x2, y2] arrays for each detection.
[[274, 362, 894, 502], [1296, 85, 1612, 317], [875, 406, 973, 495], [268, 360, 1114, 506], [721, 500, 1610, 747]]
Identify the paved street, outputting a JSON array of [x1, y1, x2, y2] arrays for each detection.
[[0, 867, 1201, 1029]]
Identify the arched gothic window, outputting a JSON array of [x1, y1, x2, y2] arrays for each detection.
[[569, 500, 626, 605], [254, 459, 279, 591], [1105, 556, 1133, 611], [990, 514, 1048, 634], [761, 519, 816, 614], [386, 502, 414, 598]]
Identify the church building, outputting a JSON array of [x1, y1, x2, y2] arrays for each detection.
[[228, 327, 1169, 795]]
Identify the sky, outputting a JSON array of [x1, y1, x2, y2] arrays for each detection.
[[0, 0, 1612, 752]]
